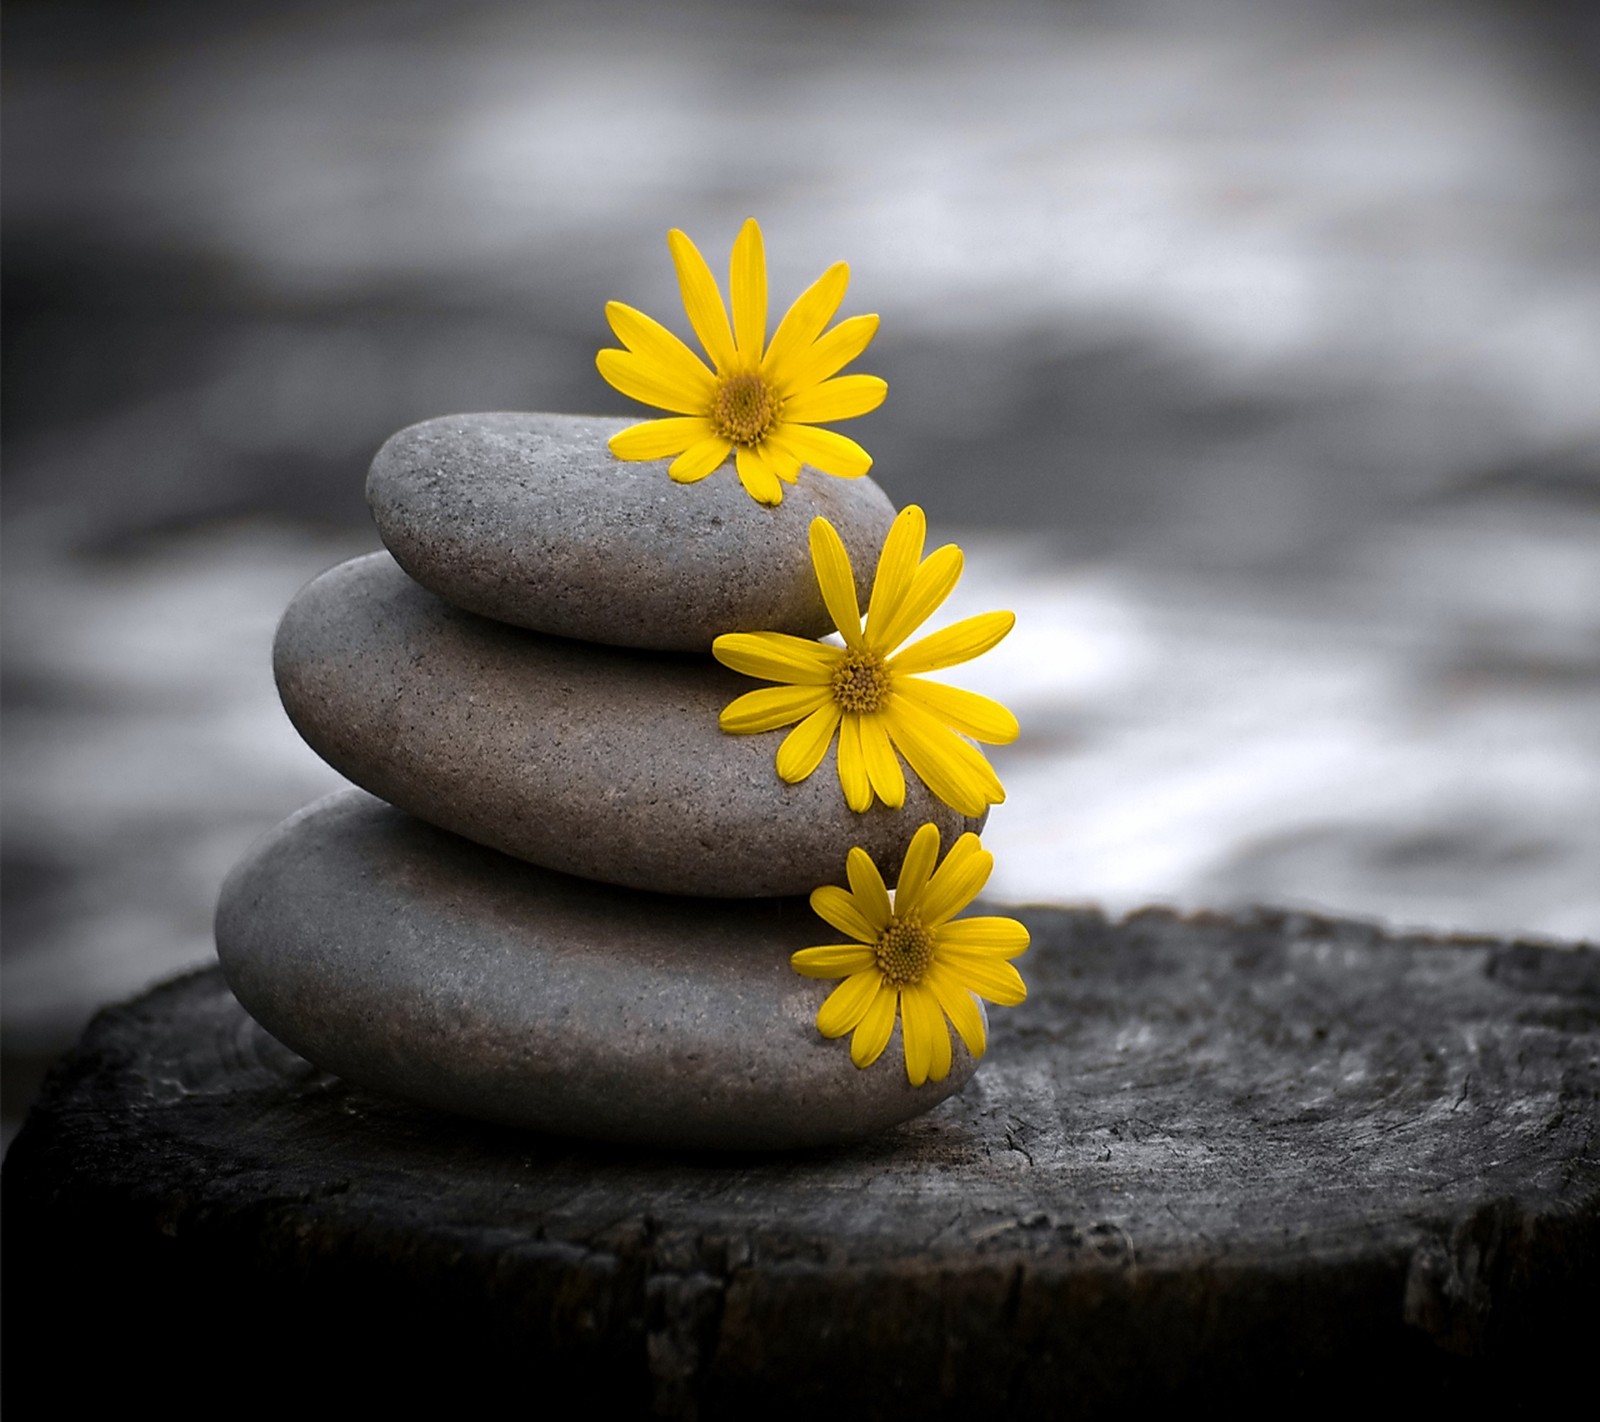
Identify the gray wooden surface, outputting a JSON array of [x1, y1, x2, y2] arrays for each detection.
[[5, 905, 1594, 1414]]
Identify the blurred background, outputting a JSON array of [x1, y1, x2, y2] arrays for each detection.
[[5, 0, 1599, 1146]]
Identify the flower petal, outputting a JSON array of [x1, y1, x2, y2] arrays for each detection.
[[891, 610, 1016, 676], [596, 349, 711, 416], [872, 547, 961, 654], [919, 832, 993, 926], [850, 983, 898, 1068], [845, 845, 892, 927], [858, 713, 906, 809], [934, 952, 1027, 1007], [899, 982, 943, 1086], [764, 438, 803, 483], [791, 943, 877, 979], [926, 965, 987, 1058], [777, 313, 880, 394], [772, 425, 872, 480], [816, 969, 883, 1038], [608, 416, 713, 462], [668, 228, 737, 372], [730, 217, 767, 363], [605, 302, 716, 388], [669, 436, 733, 483], [865, 506, 926, 647], [810, 883, 882, 942], [718, 683, 832, 734], [809, 517, 864, 647], [735, 444, 783, 505], [924, 985, 953, 1083], [783, 374, 888, 424], [713, 631, 838, 685], [895, 677, 1020, 744], [836, 713, 873, 812], [893, 822, 942, 917], [883, 698, 1004, 817], [776, 701, 843, 782], [762, 261, 848, 383], [935, 916, 1031, 958]]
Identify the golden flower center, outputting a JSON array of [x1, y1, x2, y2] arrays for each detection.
[[710, 372, 779, 446], [875, 915, 934, 986], [831, 649, 890, 714]]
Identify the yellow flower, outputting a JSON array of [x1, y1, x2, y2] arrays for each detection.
[[793, 823, 1028, 1086], [712, 504, 1018, 817], [596, 218, 886, 507]]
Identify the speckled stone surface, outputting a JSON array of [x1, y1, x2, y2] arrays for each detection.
[[274, 553, 985, 897], [215, 791, 978, 1149], [366, 412, 897, 651]]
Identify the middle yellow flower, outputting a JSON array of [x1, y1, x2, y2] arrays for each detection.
[[712, 505, 1019, 817]]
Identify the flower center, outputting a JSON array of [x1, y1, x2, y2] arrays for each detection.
[[710, 372, 779, 446], [875, 915, 934, 986], [830, 649, 890, 714]]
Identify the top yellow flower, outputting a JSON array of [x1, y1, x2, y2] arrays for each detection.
[[596, 218, 887, 506]]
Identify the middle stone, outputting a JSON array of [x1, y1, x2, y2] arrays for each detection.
[[275, 553, 985, 898]]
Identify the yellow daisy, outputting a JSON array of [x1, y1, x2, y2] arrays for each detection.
[[596, 218, 886, 507], [793, 823, 1029, 1086], [712, 504, 1018, 817]]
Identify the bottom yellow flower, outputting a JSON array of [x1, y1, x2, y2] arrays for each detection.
[[792, 823, 1029, 1086]]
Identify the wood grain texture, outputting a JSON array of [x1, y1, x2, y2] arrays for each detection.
[[4, 907, 1596, 1415]]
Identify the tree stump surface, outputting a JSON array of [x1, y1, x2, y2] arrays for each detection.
[[5, 906, 1596, 1415]]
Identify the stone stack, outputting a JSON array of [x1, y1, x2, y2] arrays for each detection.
[[215, 413, 987, 1149]]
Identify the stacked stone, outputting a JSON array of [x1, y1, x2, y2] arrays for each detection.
[[215, 413, 987, 1150]]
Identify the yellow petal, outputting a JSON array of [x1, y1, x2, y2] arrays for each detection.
[[812, 876, 876, 940], [809, 517, 864, 647], [845, 845, 892, 927], [927, 965, 987, 1058], [872, 544, 963, 652], [851, 982, 898, 1068], [669, 436, 733, 483], [776, 701, 843, 782], [729, 217, 768, 363], [900, 982, 942, 1086], [936, 952, 1027, 1007], [608, 416, 713, 462], [936, 916, 1031, 958], [713, 632, 838, 685], [836, 713, 873, 812], [925, 986, 953, 1082], [761, 262, 848, 382], [816, 969, 883, 1038], [764, 438, 803, 483], [919, 833, 992, 926], [783, 374, 888, 425], [735, 444, 783, 505], [893, 822, 942, 917], [771, 425, 872, 480], [883, 700, 1004, 818], [605, 302, 716, 386], [895, 678, 1020, 744], [718, 683, 832, 734], [859, 713, 905, 809], [596, 349, 712, 416], [865, 506, 926, 645], [891, 610, 1016, 676], [810, 884, 882, 943], [668, 228, 737, 372], [792, 943, 877, 978], [776, 313, 880, 395]]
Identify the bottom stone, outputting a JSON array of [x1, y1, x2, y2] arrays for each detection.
[[214, 790, 977, 1149]]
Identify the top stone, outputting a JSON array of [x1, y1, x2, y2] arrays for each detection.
[[366, 412, 898, 651]]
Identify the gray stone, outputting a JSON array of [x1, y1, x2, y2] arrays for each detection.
[[215, 790, 978, 1149], [366, 412, 897, 651], [275, 553, 985, 897]]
